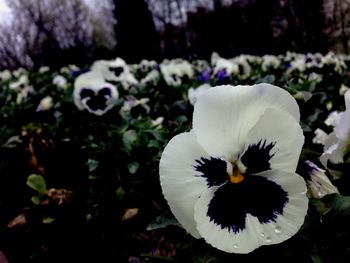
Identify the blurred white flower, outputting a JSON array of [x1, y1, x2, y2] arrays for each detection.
[[289, 57, 306, 72], [339, 84, 349, 96], [53, 75, 68, 89], [151, 117, 164, 128], [91, 58, 138, 89], [212, 57, 239, 76], [9, 75, 29, 90], [322, 52, 346, 74], [121, 96, 150, 113], [74, 71, 119, 115], [261, 55, 281, 72], [36, 96, 54, 112], [305, 160, 339, 199], [16, 85, 34, 104], [0, 70, 11, 82], [12, 68, 26, 78], [39, 66, 50, 73], [313, 128, 328, 145], [140, 69, 160, 85], [320, 89, 350, 177], [160, 59, 194, 87], [231, 55, 252, 78], [307, 73, 322, 83], [324, 111, 342, 127]]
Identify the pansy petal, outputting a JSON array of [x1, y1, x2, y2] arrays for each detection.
[[194, 185, 259, 253], [159, 132, 210, 238], [335, 109, 350, 141], [194, 170, 307, 253], [240, 108, 304, 174], [256, 170, 308, 246], [193, 84, 300, 160]]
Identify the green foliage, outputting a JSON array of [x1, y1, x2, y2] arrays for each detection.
[[0, 53, 350, 262]]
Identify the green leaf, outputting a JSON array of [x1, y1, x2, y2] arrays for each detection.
[[2, 135, 22, 148], [122, 130, 138, 153], [87, 159, 99, 172], [43, 216, 55, 224], [31, 195, 41, 205], [311, 254, 323, 263], [147, 211, 182, 231], [115, 186, 126, 201], [176, 115, 188, 123], [258, 74, 275, 84], [128, 162, 139, 174], [147, 140, 159, 148], [27, 174, 47, 194], [329, 194, 350, 215]]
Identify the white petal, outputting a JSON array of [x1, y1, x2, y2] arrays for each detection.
[[240, 108, 304, 174], [193, 84, 300, 161], [194, 185, 259, 253], [305, 161, 339, 199], [159, 132, 209, 238], [312, 128, 328, 145], [256, 170, 308, 245], [194, 170, 307, 253], [345, 89, 350, 109], [73, 71, 118, 115], [335, 109, 350, 141]]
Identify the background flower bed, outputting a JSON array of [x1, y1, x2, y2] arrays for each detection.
[[0, 52, 350, 262]]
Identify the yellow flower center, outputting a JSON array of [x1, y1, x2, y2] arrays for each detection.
[[228, 167, 245, 184]]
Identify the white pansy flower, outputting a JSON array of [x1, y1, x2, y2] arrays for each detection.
[[36, 96, 54, 112], [313, 128, 328, 145], [151, 117, 164, 129], [121, 96, 150, 113], [325, 111, 342, 127], [73, 71, 119, 116], [289, 57, 306, 72], [339, 84, 349, 96], [305, 161, 339, 199], [53, 75, 68, 89], [188, 84, 211, 106], [320, 90, 350, 176], [91, 58, 138, 89], [140, 69, 160, 85], [16, 85, 34, 104], [212, 57, 239, 77], [12, 68, 26, 78], [160, 59, 194, 87], [307, 72, 322, 83], [261, 55, 281, 72], [39, 66, 50, 73], [160, 83, 307, 254], [231, 55, 252, 78], [0, 70, 11, 82], [9, 75, 29, 90]]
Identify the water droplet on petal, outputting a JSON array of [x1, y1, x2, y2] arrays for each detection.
[[265, 237, 272, 243], [233, 244, 239, 249], [274, 226, 282, 234], [284, 234, 290, 238], [260, 232, 265, 237]]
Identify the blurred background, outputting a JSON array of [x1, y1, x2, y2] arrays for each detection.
[[0, 0, 349, 70]]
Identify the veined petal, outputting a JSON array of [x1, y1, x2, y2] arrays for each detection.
[[159, 132, 210, 238], [240, 108, 304, 174], [192, 84, 300, 160], [194, 170, 307, 253]]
